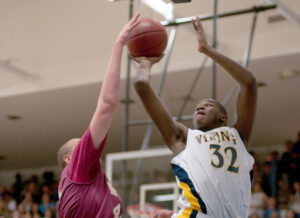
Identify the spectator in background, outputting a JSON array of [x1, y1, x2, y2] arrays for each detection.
[[284, 209, 296, 218], [264, 197, 280, 218], [269, 210, 280, 218], [12, 203, 26, 218], [39, 193, 55, 216], [249, 182, 269, 218], [41, 183, 50, 194], [251, 152, 262, 185], [42, 171, 54, 186], [26, 181, 40, 203], [249, 213, 260, 218], [289, 181, 300, 217], [20, 192, 33, 214], [44, 207, 54, 218], [265, 150, 280, 163], [12, 174, 23, 203], [277, 179, 290, 209], [271, 151, 280, 162], [0, 186, 5, 199], [26, 174, 38, 185], [3, 190, 17, 215], [291, 132, 300, 158], [262, 162, 272, 196], [0, 198, 10, 218], [282, 140, 294, 160], [23, 211, 32, 218], [32, 202, 41, 218], [280, 140, 296, 185], [50, 181, 59, 202], [291, 132, 300, 184]]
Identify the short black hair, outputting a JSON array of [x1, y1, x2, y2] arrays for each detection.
[[206, 99, 227, 117], [216, 101, 227, 117]]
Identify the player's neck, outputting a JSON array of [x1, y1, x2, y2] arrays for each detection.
[[197, 123, 225, 132]]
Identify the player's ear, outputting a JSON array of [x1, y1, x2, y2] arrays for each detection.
[[219, 115, 227, 124], [63, 154, 71, 165]]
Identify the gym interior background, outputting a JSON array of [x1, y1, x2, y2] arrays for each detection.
[[0, 0, 299, 217]]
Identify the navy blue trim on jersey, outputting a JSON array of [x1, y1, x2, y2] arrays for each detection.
[[250, 170, 253, 183], [190, 209, 198, 218], [171, 164, 207, 214]]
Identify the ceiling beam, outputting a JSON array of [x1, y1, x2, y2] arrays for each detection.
[[161, 4, 277, 26]]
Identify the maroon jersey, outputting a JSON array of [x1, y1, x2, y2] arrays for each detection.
[[58, 128, 122, 218]]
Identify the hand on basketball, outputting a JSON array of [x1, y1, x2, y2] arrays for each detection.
[[192, 16, 209, 53], [133, 55, 163, 84], [117, 13, 141, 46], [132, 55, 164, 66]]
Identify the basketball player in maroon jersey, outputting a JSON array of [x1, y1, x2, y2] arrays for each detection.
[[56, 14, 140, 218]]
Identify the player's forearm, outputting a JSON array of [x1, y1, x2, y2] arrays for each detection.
[[90, 41, 124, 149], [134, 65, 184, 152], [134, 64, 153, 111], [98, 41, 124, 109], [134, 80, 176, 148], [201, 45, 256, 87]]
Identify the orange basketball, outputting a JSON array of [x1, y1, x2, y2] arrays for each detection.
[[127, 18, 168, 57]]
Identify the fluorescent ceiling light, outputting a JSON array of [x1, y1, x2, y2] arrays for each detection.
[[141, 0, 174, 21], [267, 0, 300, 28], [279, 69, 299, 80]]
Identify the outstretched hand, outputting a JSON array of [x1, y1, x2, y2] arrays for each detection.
[[117, 13, 141, 46], [192, 16, 209, 53]]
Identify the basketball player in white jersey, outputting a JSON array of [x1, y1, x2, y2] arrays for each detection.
[[133, 17, 257, 218]]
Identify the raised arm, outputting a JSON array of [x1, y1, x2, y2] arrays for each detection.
[[134, 57, 187, 155], [90, 14, 141, 149], [192, 17, 257, 146]]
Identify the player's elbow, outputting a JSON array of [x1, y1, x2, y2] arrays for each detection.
[[100, 94, 119, 109], [244, 75, 257, 90]]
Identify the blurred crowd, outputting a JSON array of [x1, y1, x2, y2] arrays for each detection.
[[249, 132, 300, 218], [0, 172, 58, 218]]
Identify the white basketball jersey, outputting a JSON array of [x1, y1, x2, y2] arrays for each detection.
[[171, 127, 254, 218]]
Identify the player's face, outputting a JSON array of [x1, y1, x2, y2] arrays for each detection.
[[193, 99, 221, 131]]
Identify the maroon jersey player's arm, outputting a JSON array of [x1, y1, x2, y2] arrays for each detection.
[[90, 14, 141, 148], [67, 14, 141, 183]]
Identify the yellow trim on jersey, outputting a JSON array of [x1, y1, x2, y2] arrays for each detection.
[[178, 181, 201, 218], [177, 207, 193, 218]]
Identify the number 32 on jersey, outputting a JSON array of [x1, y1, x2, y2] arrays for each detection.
[[209, 144, 239, 173]]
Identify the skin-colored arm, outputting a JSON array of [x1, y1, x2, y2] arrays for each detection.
[[192, 17, 257, 146], [90, 14, 141, 149], [134, 57, 188, 155]]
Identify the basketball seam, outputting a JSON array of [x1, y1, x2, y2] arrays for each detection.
[[128, 37, 167, 53], [127, 29, 167, 44]]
